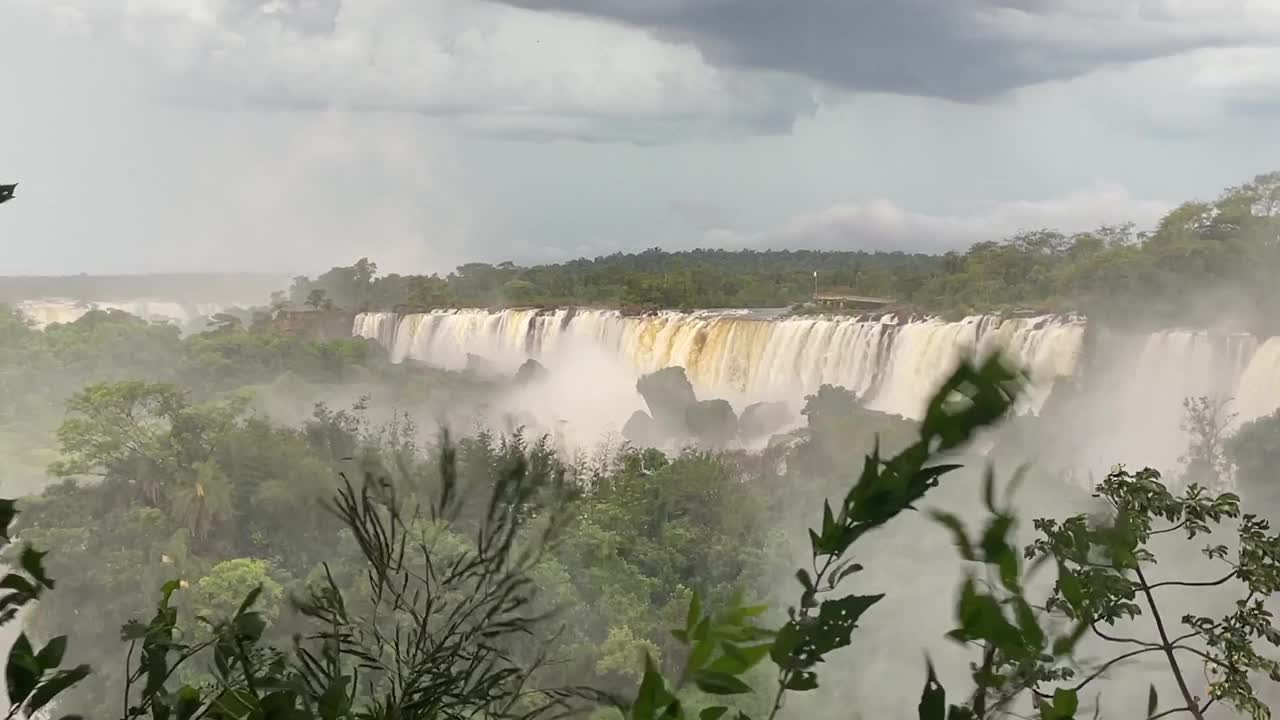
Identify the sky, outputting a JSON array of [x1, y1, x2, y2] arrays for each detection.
[[1, 0, 1277, 276]]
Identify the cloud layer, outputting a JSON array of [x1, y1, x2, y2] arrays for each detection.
[[707, 184, 1172, 253], [491, 0, 1280, 100], [2, 0, 1275, 275]]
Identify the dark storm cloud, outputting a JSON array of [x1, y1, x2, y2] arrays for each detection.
[[486, 0, 1273, 101]]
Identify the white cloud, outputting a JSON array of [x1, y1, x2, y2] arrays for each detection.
[[11, 0, 813, 143], [711, 184, 1174, 253]]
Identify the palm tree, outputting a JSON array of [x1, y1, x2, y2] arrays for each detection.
[[170, 461, 232, 542]]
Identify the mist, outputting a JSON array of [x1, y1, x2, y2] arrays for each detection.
[[5, 0, 1280, 716]]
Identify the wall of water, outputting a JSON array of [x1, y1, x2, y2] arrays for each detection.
[[353, 308, 1280, 475], [354, 308, 1086, 419]]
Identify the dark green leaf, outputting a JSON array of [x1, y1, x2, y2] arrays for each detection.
[[0, 574, 35, 595], [918, 659, 945, 720], [782, 671, 818, 692], [0, 499, 17, 542], [6, 633, 39, 707], [706, 643, 771, 675], [236, 586, 263, 617], [631, 655, 675, 720], [687, 639, 715, 673], [36, 636, 67, 670], [19, 547, 54, 591], [1052, 687, 1078, 718], [1146, 684, 1158, 718], [691, 670, 752, 695], [234, 611, 266, 642], [932, 512, 975, 561], [24, 665, 90, 715], [700, 707, 728, 720], [175, 685, 203, 720], [687, 589, 703, 636]]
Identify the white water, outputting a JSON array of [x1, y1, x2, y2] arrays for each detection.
[[355, 309, 1087, 419], [354, 309, 1280, 473], [15, 298, 226, 330]]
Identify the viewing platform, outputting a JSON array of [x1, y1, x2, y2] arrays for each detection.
[[813, 293, 895, 311]]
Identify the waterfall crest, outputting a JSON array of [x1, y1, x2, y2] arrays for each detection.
[[353, 309, 1087, 420]]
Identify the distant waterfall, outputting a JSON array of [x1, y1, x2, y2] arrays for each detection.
[[15, 298, 225, 329], [353, 309, 1087, 420]]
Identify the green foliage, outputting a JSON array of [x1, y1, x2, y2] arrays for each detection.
[[620, 356, 1025, 720], [284, 172, 1280, 332], [0, 496, 88, 720], [920, 462, 1280, 720], [1227, 410, 1280, 502]]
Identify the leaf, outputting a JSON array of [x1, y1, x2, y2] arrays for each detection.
[[121, 620, 149, 641], [831, 562, 864, 587], [918, 659, 946, 720], [6, 633, 39, 707], [773, 594, 883, 669], [782, 670, 818, 691], [691, 670, 752, 695], [174, 685, 203, 720], [19, 546, 54, 591], [236, 585, 263, 617], [631, 655, 676, 720], [686, 639, 715, 673], [707, 643, 771, 675], [315, 676, 351, 720], [0, 499, 17, 542], [932, 512, 975, 561], [687, 590, 703, 636], [1057, 563, 1085, 611], [1050, 687, 1078, 719], [1146, 684, 1159, 718], [159, 579, 182, 608], [0, 574, 36, 595], [700, 708, 728, 720], [24, 665, 90, 715], [234, 611, 266, 642], [982, 466, 997, 513], [35, 635, 67, 670]]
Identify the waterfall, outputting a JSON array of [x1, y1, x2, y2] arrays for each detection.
[[14, 298, 226, 330], [1071, 329, 1262, 473], [353, 309, 1087, 420], [1236, 337, 1280, 425]]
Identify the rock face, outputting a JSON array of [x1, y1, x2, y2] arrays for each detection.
[[739, 401, 793, 442], [622, 410, 662, 447], [636, 367, 698, 431], [685, 399, 738, 449], [631, 367, 741, 448], [513, 358, 548, 385], [465, 353, 497, 377], [274, 309, 355, 340]]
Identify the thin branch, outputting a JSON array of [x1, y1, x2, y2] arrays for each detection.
[[1147, 705, 1199, 720], [1136, 565, 1205, 720], [1071, 646, 1166, 691], [1147, 572, 1237, 591], [1092, 622, 1159, 648]]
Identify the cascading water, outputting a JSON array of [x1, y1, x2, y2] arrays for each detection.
[[14, 298, 226, 330], [353, 309, 1087, 420], [354, 308, 1280, 476]]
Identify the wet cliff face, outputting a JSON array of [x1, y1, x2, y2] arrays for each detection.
[[273, 309, 356, 340]]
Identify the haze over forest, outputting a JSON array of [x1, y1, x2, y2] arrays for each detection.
[[4, 1, 1280, 719]]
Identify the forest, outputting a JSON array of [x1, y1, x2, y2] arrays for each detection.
[[4, 170, 1280, 719], [282, 172, 1280, 333]]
